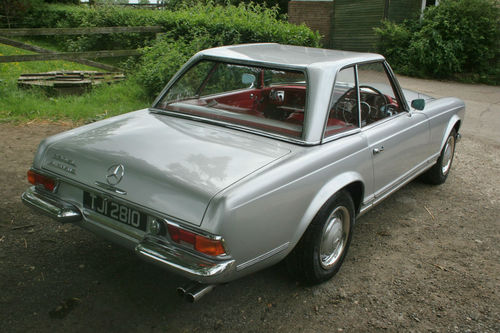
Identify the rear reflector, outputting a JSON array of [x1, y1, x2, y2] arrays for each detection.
[[167, 224, 226, 256], [27, 170, 56, 192]]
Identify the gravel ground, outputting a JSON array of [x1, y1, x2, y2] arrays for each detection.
[[0, 77, 499, 332]]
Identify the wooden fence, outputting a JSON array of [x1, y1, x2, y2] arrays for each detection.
[[0, 26, 163, 71]]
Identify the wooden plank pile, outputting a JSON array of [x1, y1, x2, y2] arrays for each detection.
[[18, 71, 125, 95]]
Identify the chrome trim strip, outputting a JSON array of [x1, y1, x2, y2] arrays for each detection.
[[321, 127, 361, 144], [136, 237, 235, 281], [383, 61, 410, 112], [82, 208, 145, 242], [374, 154, 439, 200], [236, 242, 289, 271], [166, 221, 222, 241], [358, 154, 438, 217], [95, 181, 127, 195], [22, 186, 82, 223]]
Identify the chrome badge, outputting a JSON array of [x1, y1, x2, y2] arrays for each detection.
[[106, 164, 125, 186], [46, 153, 77, 174]]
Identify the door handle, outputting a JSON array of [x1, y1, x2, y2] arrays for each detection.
[[373, 146, 384, 154]]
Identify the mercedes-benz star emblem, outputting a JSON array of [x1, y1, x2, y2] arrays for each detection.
[[106, 164, 125, 186]]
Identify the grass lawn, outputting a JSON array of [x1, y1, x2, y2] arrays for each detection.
[[0, 43, 150, 123]]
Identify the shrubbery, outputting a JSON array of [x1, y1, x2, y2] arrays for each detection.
[[22, 4, 320, 52], [135, 35, 209, 98], [22, 3, 321, 96], [152, 0, 289, 16], [375, 0, 499, 83], [0, 0, 44, 28]]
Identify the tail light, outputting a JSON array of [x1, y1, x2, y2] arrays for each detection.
[[167, 224, 226, 256], [27, 170, 56, 192]]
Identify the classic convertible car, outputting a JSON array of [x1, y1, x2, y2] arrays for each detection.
[[22, 44, 464, 301]]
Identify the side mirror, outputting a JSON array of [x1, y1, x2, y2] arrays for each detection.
[[411, 99, 425, 110], [241, 73, 256, 86]]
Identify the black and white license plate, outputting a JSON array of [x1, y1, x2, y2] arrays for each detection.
[[83, 191, 147, 231]]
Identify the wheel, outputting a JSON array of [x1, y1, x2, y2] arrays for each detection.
[[286, 191, 354, 285], [421, 128, 457, 185]]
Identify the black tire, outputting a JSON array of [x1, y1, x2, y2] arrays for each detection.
[[286, 190, 354, 285], [421, 129, 457, 185]]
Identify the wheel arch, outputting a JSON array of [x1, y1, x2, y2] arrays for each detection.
[[289, 172, 365, 251], [440, 115, 461, 151]]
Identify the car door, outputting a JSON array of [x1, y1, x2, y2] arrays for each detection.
[[356, 62, 430, 199]]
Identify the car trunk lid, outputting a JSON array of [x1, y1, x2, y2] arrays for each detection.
[[41, 111, 291, 225]]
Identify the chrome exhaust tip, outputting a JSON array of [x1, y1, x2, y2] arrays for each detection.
[[177, 283, 216, 302]]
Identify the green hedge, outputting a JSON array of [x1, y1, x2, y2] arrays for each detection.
[[22, 3, 321, 96], [22, 4, 321, 52], [375, 0, 500, 83]]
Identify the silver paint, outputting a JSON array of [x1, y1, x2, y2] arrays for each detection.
[[22, 44, 465, 284]]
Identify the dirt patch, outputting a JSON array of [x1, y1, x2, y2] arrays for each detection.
[[0, 121, 499, 332]]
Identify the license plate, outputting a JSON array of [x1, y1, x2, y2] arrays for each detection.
[[83, 191, 147, 231]]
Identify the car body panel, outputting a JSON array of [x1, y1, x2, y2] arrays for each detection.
[[22, 44, 465, 284], [363, 111, 430, 198], [202, 133, 371, 270], [39, 110, 291, 226]]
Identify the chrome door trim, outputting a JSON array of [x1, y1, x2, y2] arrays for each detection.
[[359, 153, 439, 216], [236, 242, 289, 271]]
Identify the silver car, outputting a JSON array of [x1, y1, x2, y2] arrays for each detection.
[[22, 44, 464, 301]]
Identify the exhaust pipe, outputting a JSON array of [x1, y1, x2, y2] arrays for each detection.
[[177, 283, 216, 303]]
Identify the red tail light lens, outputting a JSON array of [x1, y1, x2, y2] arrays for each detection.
[[167, 224, 226, 256], [27, 170, 56, 192]]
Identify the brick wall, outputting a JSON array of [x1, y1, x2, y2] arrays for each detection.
[[288, 1, 334, 47]]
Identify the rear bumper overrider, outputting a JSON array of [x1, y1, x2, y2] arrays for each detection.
[[21, 186, 235, 283]]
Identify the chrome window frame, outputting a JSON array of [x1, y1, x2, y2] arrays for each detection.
[[354, 60, 409, 130]]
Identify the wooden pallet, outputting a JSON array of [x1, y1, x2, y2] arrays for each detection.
[[18, 71, 125, 95]]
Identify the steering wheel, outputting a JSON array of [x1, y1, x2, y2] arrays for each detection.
[[332, 87, 357, 124], [359, 85, 389, 120]]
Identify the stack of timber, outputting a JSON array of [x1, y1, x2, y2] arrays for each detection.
[[18, 71, 125, 95]]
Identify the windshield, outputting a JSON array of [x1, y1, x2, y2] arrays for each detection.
[[155, 60, 307, 139]]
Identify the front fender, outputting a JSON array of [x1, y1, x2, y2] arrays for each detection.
[[440, 114, 461, 150]]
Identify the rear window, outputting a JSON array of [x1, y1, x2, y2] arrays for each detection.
[[156, 60, 307, 139]]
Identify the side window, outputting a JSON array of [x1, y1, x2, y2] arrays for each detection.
[[325, 67, 359, 138], [357, 62, 402, 126]]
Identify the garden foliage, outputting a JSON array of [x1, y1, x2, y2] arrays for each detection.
[[375, 0, 500, 83], [22, 3, 320, 52], [22, 3, 320, 96]]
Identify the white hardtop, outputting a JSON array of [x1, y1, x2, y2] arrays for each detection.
[[197, 43, 385, 70]]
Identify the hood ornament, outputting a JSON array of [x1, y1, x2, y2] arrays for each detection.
[[106, 164, 125, 186]]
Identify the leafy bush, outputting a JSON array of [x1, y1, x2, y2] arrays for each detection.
[[135, 35, 214, 98], [0, 0, 44, 28], [375, 0, 500, 83], [22, 3, 320, 53], [21, 3, 321, 96], [165, 0, 289, 16]]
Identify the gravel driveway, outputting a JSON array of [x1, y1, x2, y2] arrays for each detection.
[[0, 76, 499, 332]]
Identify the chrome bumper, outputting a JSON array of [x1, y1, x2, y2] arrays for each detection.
[[21, 186, 235, 283], [21, 186, 82, 223], [136, 237, 235, 282]]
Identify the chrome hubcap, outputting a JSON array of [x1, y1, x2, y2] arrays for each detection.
[[441, 135, 455, 175], [319, 206, 350, 269]]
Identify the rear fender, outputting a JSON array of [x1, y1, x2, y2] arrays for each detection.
[[289, 171, 364, 248]]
